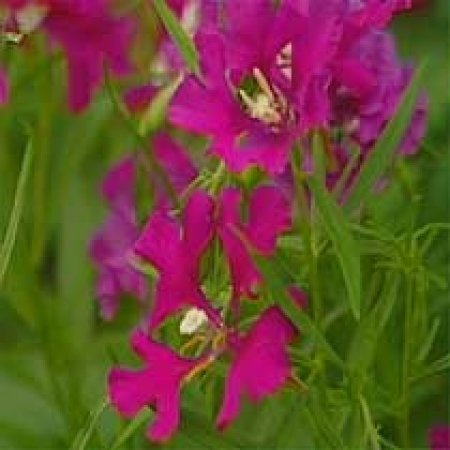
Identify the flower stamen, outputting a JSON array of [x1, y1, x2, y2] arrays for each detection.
[[238, 67, 293, 129]]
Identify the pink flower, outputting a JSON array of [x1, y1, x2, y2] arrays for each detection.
[[89, 157, 147, 320], [217, 306, 298, 429], [217, 185, 291, 302], [169, 1, 304, 174], [4, 0, 133, 111], [109, 306, 302, 441], [429, 425, 450, 450], [45, 0, 133, 111], [134, 190, 221, 330], [109, 329, 204, 442]]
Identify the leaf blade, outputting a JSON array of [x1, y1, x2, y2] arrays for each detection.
[[152, 0, 200, 74], [0, 134, 34, 289], [308, 176, 361, 320]]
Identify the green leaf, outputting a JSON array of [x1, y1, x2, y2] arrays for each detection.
[[108, 408, 153, 450], [344, 64, 424, 213], [70, 398, 108, 450], [139, 75, 182, 136], [347, 275, 399, 376], [174, 407, 248, 450], [0, 133, 33, 289], [308, 177, 361, 320], [152, 0, 200, 74]]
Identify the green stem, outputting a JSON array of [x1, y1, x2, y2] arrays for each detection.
[[400, 275, 413, 448], [32, 46, 56, 267], [360, 395, 381, 450]]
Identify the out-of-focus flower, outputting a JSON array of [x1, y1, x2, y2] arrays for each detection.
[[331, 30, 427, 157], [0, 67, 9, 104], [3, 0, 134, 111], [429, 424, 450, 450], [89, 157, 147, 320]]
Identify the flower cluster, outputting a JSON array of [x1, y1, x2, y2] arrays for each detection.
[[169, 0, 426, 178], [108, 180, 303, 441], [83, 0, 429, 444]]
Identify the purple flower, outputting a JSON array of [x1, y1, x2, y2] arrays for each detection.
[[332, 30, 427, 156], [89, 157, 147, 320], [217, 306, 298, 429], [134, 190, 221, 330], [429, 425, 450, 450], [4, 0, 134, 111], [109, 329, 205, 442]]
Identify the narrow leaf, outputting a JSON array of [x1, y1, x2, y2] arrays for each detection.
[[108, 408, 153, 450], [308, 177, 361, 320], [0, 134, 33, 289], [344, 64, 424, 212], [347, 275, 399, 375], [70, 398, 108, 450], [152, 0, 200, 74]]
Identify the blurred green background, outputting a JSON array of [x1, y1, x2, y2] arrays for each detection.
[[0, 1, 448, 448]]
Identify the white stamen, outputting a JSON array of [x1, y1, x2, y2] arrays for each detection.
[[180, 308, 209, 335], [16, 4, 47, 34], [253, 67, 275, 102], [239, 89, 282, 125]]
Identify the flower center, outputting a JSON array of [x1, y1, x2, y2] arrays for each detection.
[[239, 68, 292, 129]]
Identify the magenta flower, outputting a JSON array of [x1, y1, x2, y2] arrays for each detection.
[[110, 305, 302, 441], [4, 0, 133, 111], [89, 157, 147, 320], [134, 190, 221, 330], [0, 68, 9, 105], [46, 0, 133, 111], [169, 0, 304, 174], [429, 425, 450, 450], [217, 185, 291, 302], [217, 306, 298, 429], [109, 329, 204, 442]]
